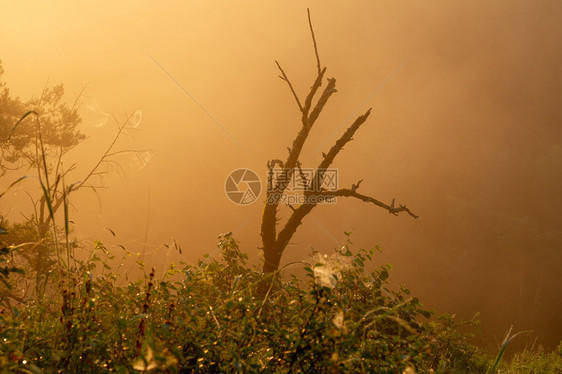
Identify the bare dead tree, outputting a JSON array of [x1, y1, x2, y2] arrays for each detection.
[[260, 10, 418, 273]]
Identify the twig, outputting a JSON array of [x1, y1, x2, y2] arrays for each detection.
[[317, 189, 418, 219], [307, 8, 321, 75], [275, 61, 303, 111]]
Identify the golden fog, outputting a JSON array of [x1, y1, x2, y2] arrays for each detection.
[[1, 1, 561, 349]]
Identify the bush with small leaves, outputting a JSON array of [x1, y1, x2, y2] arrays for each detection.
[[0, 232, 559, 373]]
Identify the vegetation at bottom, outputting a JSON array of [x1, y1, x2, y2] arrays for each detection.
[[0, 64, 560, 371], [1, 229, 561, 373]]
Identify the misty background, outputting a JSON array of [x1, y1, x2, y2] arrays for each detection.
[[1, 1, 561, 350]]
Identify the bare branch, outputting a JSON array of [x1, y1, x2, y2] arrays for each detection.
[[296, 161, 309, 189], [307, 78, 337, 129], [308, 108, 372, 195], [302, 67, 327, 123], [260, 10, 417, 273], [318, 108, 371, 170], [317, 189, 419, 219], [268, 77, 339, 198], [307, 8, 321, 75], [275, 61, 303, 112], [351, 179, 364, 192], [272, 202, 315, 267]]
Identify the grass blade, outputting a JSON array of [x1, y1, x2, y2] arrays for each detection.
[[7, 110, 37, 140], [0, 176, 28, 199]]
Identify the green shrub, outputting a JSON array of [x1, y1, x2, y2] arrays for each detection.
[[0, 232, 559, 373]]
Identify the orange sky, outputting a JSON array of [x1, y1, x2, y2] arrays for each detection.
[[1, 1, 562, 350]]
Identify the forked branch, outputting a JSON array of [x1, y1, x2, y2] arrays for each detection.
[[275, 61, 303, 112], [260, 9, 417, 273]]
